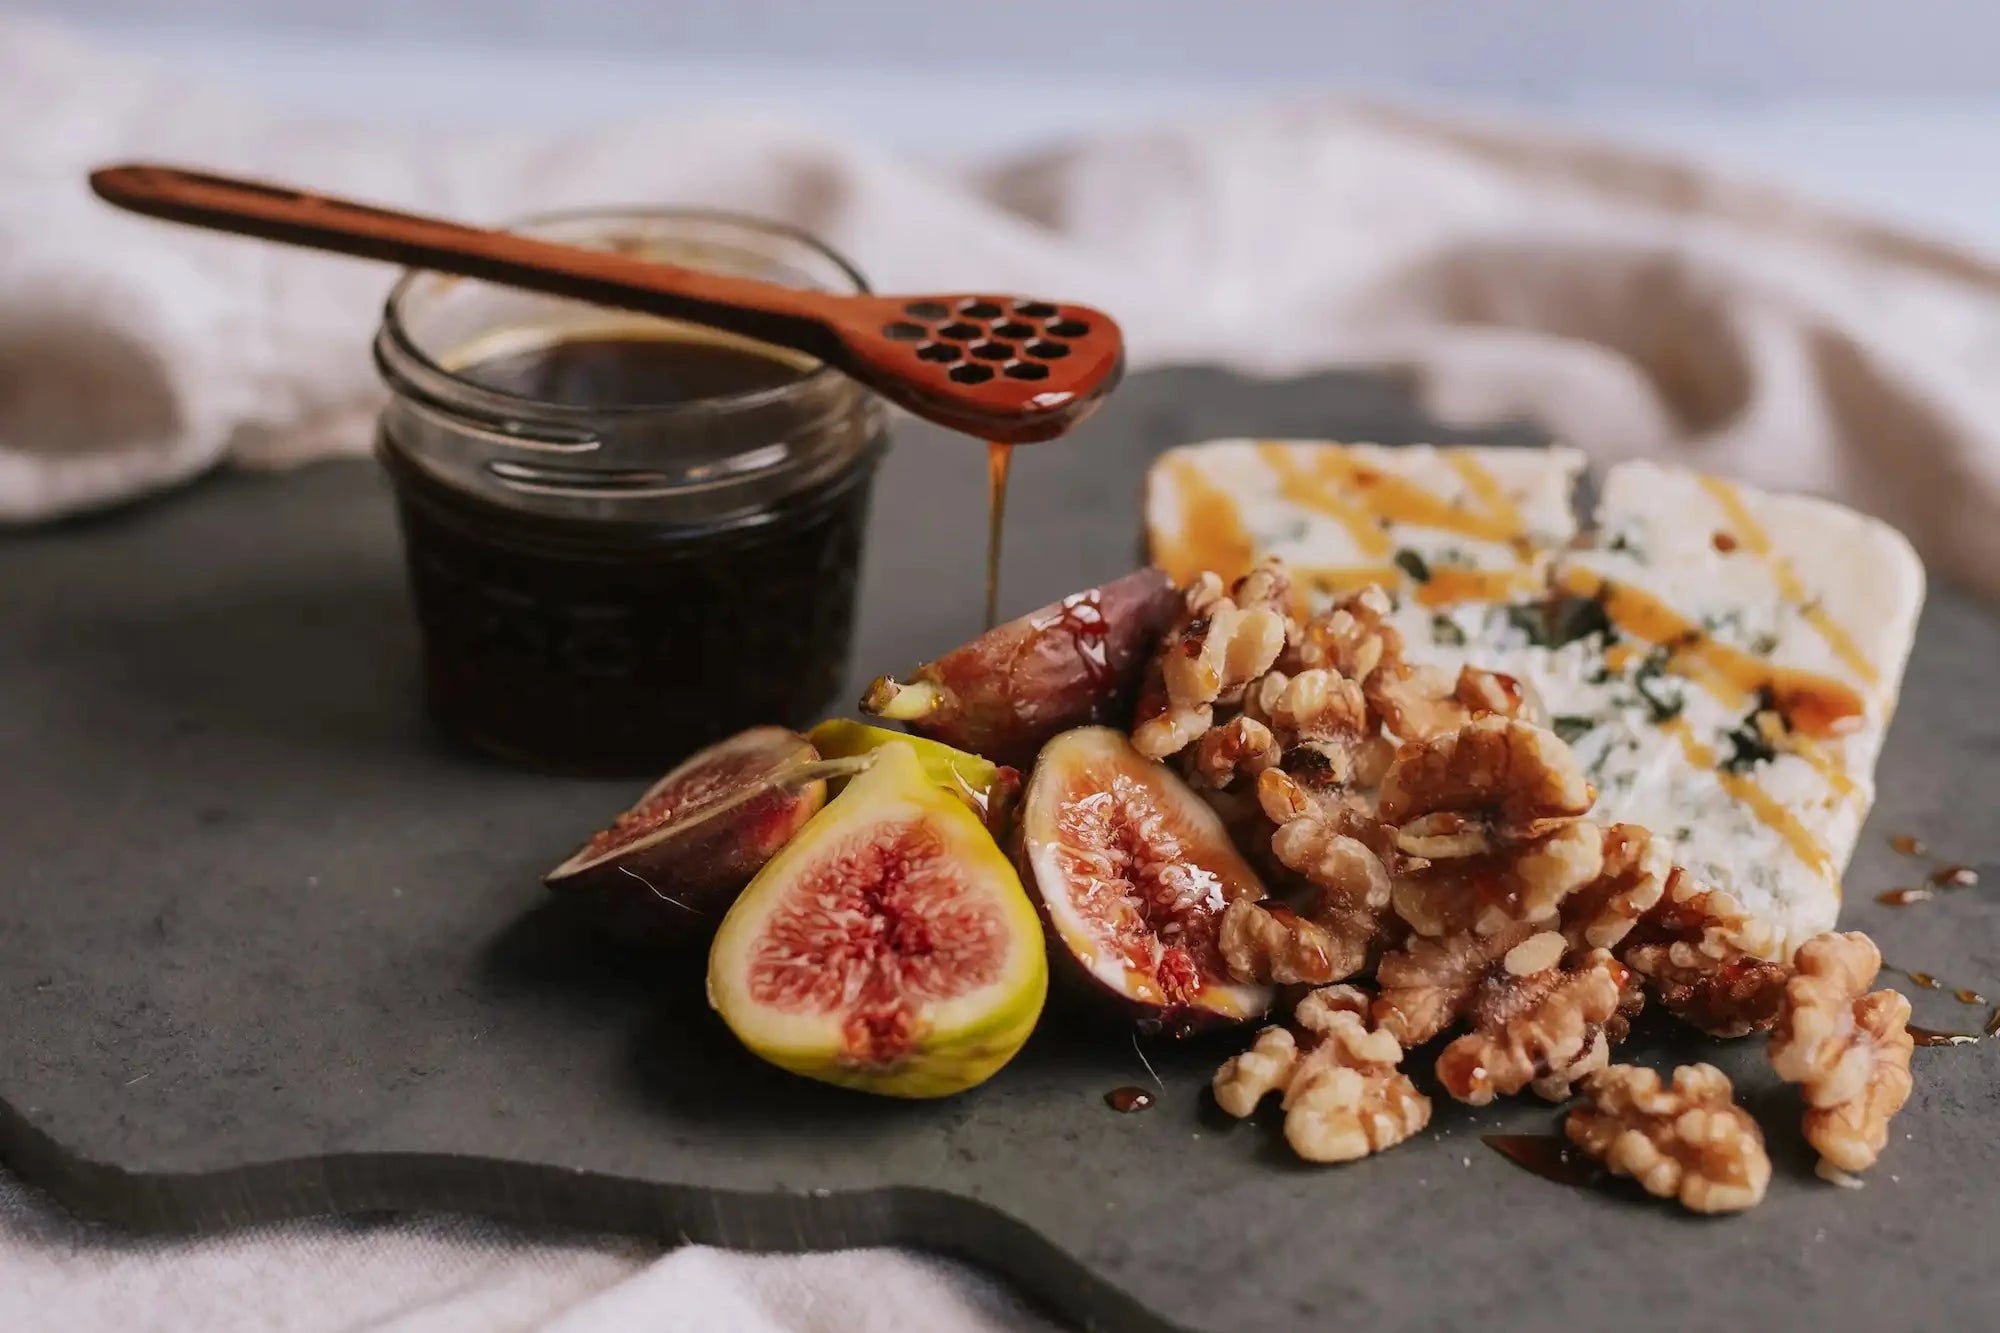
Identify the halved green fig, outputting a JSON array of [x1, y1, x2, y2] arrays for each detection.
[[545, 726, 851, 942], [807, 719, 1020, 836], [1019, 727, 1272, 1033], [861, 567, 1180, 768], [708, 741, 1047, 1098]]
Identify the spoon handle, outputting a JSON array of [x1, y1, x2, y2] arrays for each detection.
[[89, 163, 839, 357]]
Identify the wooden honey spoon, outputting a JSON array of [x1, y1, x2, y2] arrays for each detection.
[[89, 163, 1124, 444]]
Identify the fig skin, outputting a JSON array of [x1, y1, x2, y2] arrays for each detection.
[[807, 718, 1020, 838], [544, 726, 831, 944], [707, 742, 1048, 1098], [861, 567, 1180, 769], [1018, 727, 1273, 1035]]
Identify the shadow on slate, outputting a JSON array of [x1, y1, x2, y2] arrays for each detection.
[[1, 367, 1997, 1333]]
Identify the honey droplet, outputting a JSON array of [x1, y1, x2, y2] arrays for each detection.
[[1930, 864, 1979, 888], [1711, 530, 1739, 553], [1482, 1133, 1603, 1187], [1876, 887, 1932, 907], [1105, 1086, 1154, 1113], [1955, 988, 1988, 1006], [1908, 970, 1944, 990], [1890, 834, 1928, 857], [1985, 1009, 2000, 1038], [1909, 1025, 1981, 1048]]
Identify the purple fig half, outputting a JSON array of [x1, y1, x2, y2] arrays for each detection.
[[545, 726, 858, 943], [861, 566, 1180, 769]]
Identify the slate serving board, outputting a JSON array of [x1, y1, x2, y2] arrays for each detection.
[[3, 368, 1996, 1333]]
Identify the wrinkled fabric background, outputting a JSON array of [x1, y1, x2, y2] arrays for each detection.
[[4, 15, 1999, 1333]]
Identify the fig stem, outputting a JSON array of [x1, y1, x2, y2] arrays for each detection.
[[862, 676, 946, 722], [787, 755, 877, 787]]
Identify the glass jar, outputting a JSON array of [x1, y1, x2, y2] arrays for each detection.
[[374, 209, 888, 777]]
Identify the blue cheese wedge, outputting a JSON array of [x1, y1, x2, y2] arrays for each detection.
[[1144, 441, 1925, 952]]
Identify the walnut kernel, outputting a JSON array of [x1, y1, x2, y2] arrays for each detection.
[[1768, 931, 1914, 1173], [1565, 1063, 1772, 1214]]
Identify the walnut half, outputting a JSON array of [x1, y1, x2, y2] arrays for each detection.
[[1768, 931, 1915, 1174], [1566, 1063, 1772, 1214], [1212, 985, 1431, 1163], [1619, 868, 1789, 1037], [1434, 940, 1631, 1105]]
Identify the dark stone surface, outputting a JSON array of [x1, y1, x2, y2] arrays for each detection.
[[1, 368, 1994, 1333]]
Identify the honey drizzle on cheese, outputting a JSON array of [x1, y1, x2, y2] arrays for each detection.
[[1555, 567, 1866, 739], [1786, 735, 1862, 803], [1258, 443, 1541, 608], [1443, 450, 1527, 536], [1293, 564, 1405, 597], [1699, 475, 1880, 688], [1297, 447, 1521, 544], [1258, 444, 1394, 559], [1155, 455, 1257, 585], [1413, 566, 1542, 607], [1663, 719, 1839, 886]]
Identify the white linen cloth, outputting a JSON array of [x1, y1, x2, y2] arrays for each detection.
[[4, 15, 2000, 1333]]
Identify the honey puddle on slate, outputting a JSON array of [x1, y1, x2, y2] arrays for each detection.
[[1104, 1086, 1154, 1113], [1481, 1134, 1603, 1187], [1877, 887, 1933, 907], [1884, 964, 1996, 1046], [1910, 1027, 1982, 1048]]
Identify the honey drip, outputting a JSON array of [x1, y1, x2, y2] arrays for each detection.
[[1155, 454, 1257, 586], [1481, 1133, 1603, 1187], [1890, 834, 1928, 857], [1931, 864, 1979, 888], [983, 440, 1013, 630]]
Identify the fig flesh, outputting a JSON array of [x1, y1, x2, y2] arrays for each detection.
[[807, 719, 1020, 837], [545, 726, 847, 942], [861, 567, 1181, 768], [1019, 726, 1273, 1032], [708, 741, 1048, 1098]]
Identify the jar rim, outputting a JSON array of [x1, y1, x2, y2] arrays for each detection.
[[378, 205, 871, 421]]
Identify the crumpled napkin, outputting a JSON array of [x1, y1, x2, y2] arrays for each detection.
[[5, 21, 1999, 595]]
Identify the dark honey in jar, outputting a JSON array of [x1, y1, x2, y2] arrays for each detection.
[[373, 209, 886, 776]]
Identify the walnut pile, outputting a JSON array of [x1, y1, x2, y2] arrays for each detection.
[[1619, 868, 1790, 1037], [1211, 985, 1431, 1163], [1434, 937, 1633, 1104], [1370, 661, 1540, 743], [1212, 768, 1402, 988], [1376, 716, 1608, 944], [1768, 931, 1915, 1174], [1131, 562, 1290, 762], [1155, 558, 1921, 1201], [1218, 897, 1366, 987], [1378, 715, 1596, 863], [1562, 823, 1671, 952], [1565, 1063, 1772, 1214]]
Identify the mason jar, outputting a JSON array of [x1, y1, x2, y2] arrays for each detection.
[[373, 208, 888, 777]]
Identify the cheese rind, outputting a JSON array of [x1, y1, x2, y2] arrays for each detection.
[[1143, 441, 1926, 952]]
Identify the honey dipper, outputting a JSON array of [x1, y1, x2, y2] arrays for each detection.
[[90, 163, 1124, 444]]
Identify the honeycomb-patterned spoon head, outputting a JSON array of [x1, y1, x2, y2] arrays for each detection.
[[834, 294, 1124, 443]]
